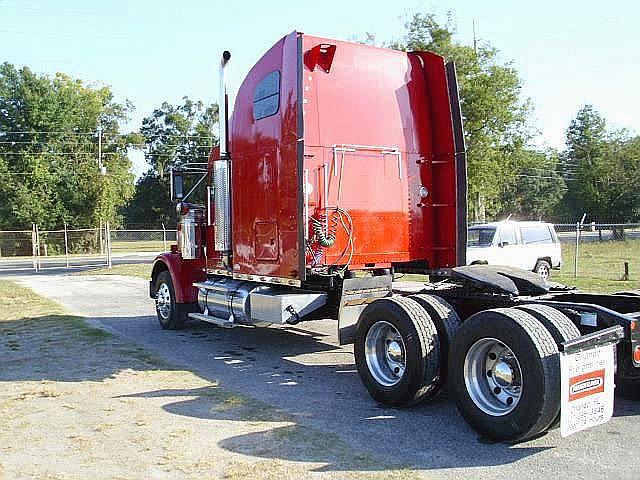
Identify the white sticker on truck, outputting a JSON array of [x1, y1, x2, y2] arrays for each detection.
[[560, 343, 615, 437]]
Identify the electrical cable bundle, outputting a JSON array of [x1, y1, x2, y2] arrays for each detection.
[[306, 206, 354, 276]]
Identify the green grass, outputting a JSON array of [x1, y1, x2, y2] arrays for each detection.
[[77, 263, 151, 279], [395, 240, 640, 293], [0, 280, 112, 342], [110, 240, 167, 252], [556, 239, 640, 292]]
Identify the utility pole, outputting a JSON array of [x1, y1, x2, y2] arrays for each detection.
[[473, 19, 478, 56], [97, 125, 106, 176]]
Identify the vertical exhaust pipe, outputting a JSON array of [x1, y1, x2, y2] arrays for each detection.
[[214, 50, 232, 265], [219, 51, 231, 157]]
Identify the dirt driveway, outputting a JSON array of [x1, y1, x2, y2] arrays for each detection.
[[4, 273, 640, 479]]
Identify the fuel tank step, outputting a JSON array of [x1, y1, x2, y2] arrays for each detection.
[[188, 312, 235, 328]]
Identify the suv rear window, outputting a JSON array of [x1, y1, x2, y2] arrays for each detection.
[[520, 225, 553, 244], [468, 227, 496, 247]]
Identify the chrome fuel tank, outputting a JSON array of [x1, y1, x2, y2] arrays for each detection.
[[197, 278, 268, 324]]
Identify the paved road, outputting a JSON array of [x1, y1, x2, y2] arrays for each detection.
[[11, 273, 640, 479]]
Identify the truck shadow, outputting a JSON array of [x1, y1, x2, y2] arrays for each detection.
[[106, 317, 564, 472], [3, 310, 638, 472], [103, 316, 640, 472]]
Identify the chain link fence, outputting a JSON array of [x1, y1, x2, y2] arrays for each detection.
[[0, 224, 177, 272], [554, 223, 640, 288], [0, 221, 637, 288], [110, 227, 177, 254]]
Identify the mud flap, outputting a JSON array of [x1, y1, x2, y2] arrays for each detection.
[[337, 274, 393, 345], [559, 325, 623, 436]]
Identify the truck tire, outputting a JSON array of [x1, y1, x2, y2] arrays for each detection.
[[155, 271, 186, 330], [448, 307, 560, 442], [354, 296, 441, 407], [409, 294, 461, 386], [534, 260, 551, 280], [616, 375, 640, 399], [515, 304, 580, 346]]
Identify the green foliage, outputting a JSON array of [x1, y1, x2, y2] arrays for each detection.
[[561, 105, 640, 222], [123, 97, 218, 226], [0, 62, 134, 229], [391, 13, 533, 220], [498, 148, 565, 219], [122, 171, 174, 226]]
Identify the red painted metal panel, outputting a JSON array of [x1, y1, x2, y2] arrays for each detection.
[[411, 52, 458, 268], [229, 32, 301, 280], [153, 253, 205, 303], [213, 32, 459, 279], [301, 35, 458, 270]]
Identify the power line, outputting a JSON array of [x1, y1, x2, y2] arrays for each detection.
[[0, 130, 215, 138]]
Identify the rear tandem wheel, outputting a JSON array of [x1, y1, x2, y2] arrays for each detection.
[[448, 307, 561, 442], [354, 296, 441, 407]]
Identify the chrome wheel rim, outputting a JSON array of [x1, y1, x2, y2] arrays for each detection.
[[537, 264, 550, 280], [365, 321, 406, 387], [464, 338, 522, 416], [156, 283, 171, 320]]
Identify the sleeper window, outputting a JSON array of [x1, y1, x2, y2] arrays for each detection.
[[253, 71, 280, 120]]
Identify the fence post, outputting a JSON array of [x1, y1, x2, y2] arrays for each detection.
[[99, 220, 104, 254], [64, 223, 70, 269], [32, 223, 38, 272], [106, 222, 112, 269], [162, 223, 167, 252], [574, 221, 580, 278], [623, 262, 630, 281]]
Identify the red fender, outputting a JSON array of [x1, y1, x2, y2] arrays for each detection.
[[150, 253, 206, 304]]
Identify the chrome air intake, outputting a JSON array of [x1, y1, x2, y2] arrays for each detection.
[[213, 159, 231, 251]]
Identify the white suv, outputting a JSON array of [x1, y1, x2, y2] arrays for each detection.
[[466, 221, 562, 279]]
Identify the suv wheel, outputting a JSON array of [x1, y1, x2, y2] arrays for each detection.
[[534, 260, 551, 280]]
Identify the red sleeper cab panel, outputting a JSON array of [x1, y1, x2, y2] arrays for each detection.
[[227, 32, 459, 280]]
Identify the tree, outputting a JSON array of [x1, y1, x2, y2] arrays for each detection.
[[498, 149, 566, 219], [0, 62, 134, 229], [390, 13, 533, 221], [122, 98, 218, 226], [562, 105, 640, 222]]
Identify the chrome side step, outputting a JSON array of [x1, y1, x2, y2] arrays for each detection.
[[188, 312, 235, 328]]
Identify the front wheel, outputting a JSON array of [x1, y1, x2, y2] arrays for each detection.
[[448, 308, 560, 442], [155, 271, 186, 330]]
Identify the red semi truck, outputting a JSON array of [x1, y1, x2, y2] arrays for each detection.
[[150, 32, 640, 442]]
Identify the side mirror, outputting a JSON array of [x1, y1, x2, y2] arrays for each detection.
[[170, 168, 184, 201]]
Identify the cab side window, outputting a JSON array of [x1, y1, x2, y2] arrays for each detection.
[[253, 71, 280, 120], [498, 226, 517, 246], [520, 226, 553, 244]]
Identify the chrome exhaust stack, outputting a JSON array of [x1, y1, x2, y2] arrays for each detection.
[[214, 51, 232, 264]]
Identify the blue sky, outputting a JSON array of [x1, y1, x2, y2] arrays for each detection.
[[2, 0, 639, 177]]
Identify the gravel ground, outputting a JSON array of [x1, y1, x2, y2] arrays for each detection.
[[8, 273, 640, 479]]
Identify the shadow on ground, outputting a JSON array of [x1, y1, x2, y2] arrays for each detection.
[[4, 309, 640, 473]]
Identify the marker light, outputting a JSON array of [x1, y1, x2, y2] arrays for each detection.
[[634, 346, 640, 364]]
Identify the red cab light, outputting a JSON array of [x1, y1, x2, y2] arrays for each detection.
[[634, 346, 640, 364], [631, 320, 637, 331]]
